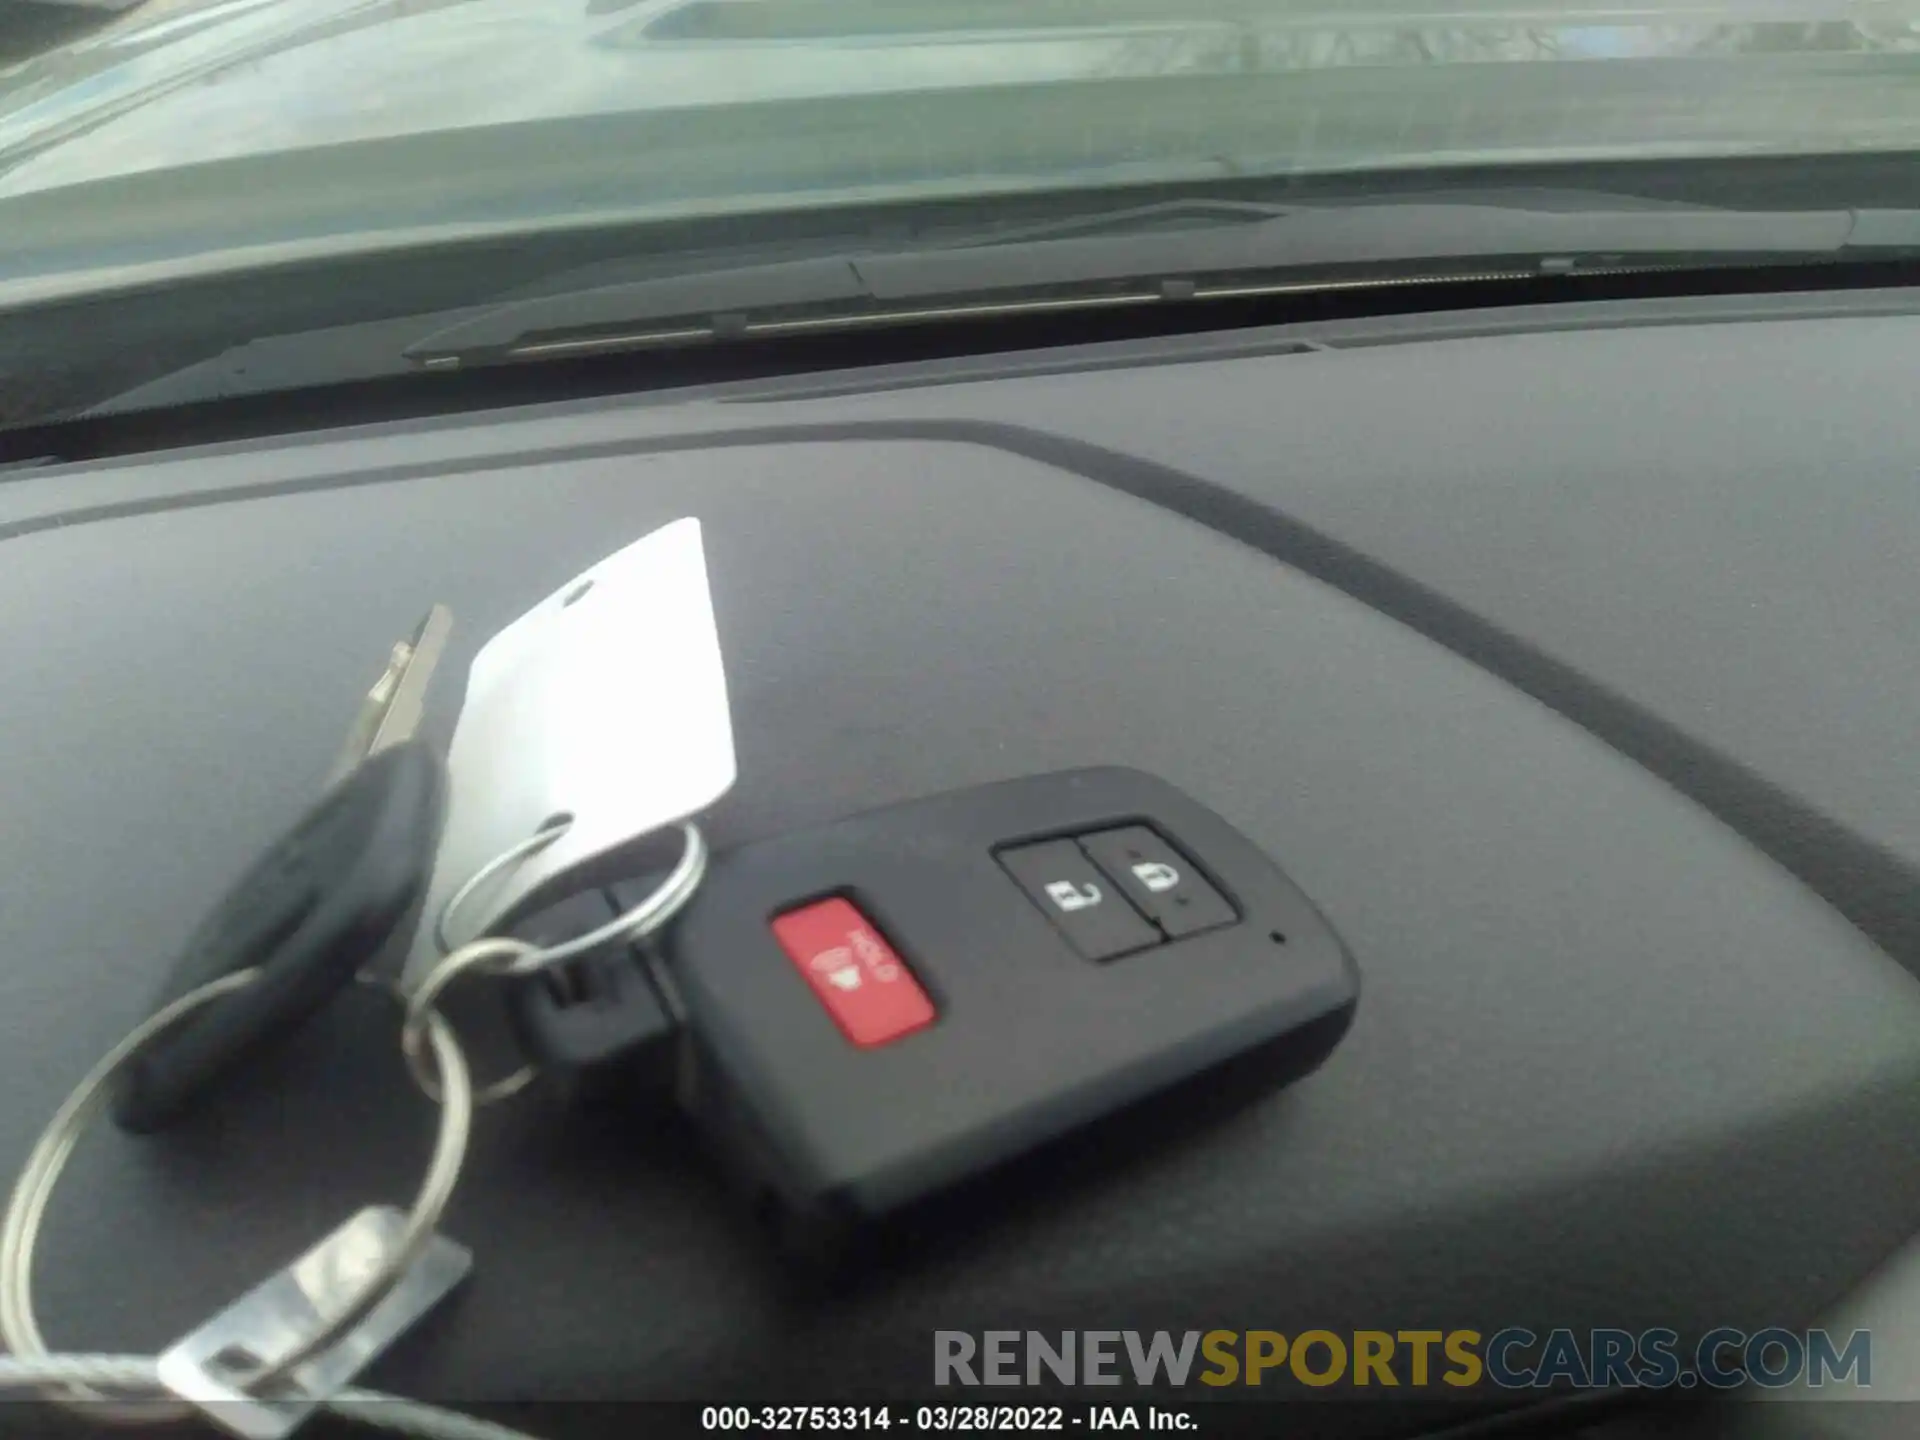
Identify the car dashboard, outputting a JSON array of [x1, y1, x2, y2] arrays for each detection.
[[3, 287, 1919, 1432]]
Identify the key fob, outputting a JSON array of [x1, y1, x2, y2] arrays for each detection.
[[662, 767, 1359, 1250], [113, 741, 446, 1133]]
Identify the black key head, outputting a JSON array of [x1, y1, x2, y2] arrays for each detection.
[[111, 741, 447, 1133]]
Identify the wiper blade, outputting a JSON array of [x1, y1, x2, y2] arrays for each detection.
[[405, 202, 1920, 366]]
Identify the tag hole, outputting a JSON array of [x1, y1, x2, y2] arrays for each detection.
[[207, 1344, 307, 1401], [1269, 930, 1288, 945], [207, 1344, 262, 1378], [562, 579, 594, 607]]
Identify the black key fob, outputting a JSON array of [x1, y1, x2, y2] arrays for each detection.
[[661, 767, 1359, 1251], [112, 741, 446, 1133]]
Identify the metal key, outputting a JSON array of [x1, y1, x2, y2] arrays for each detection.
[[112, 609, 457, 1132], [325, 605, 454, 787]]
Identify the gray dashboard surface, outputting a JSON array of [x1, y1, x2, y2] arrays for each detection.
[[3, 294, 1920, 1421]]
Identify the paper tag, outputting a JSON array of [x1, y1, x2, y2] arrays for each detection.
[[405, 518, 736, 979]]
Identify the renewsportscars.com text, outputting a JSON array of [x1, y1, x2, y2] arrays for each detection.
[[933, 1328, 1870, 1391]]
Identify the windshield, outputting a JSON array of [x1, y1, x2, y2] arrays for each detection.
[[4, 1, 1920, 423], [11, 2, 1920, 191]]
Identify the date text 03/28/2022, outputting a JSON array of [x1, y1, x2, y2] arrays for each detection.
[[702, 1407, 1186, 1432]]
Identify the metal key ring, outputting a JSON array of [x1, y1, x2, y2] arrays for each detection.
[[401, 936, 542, 1105], [431, 814, 573, 957], [433, 820, 708, 974], [410, 821, 708, 1105], [0, 968, 474, 1420]]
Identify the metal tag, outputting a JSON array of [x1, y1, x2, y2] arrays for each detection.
[[404, 516, 737, 982], [156, 1206, 472, 1440]]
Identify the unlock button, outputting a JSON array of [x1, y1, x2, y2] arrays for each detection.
[[1080, 826, 1237, 939], [998, 839, 1159, 961]]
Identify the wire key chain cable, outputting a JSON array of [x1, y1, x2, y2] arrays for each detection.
[[2, 827, 710, 1437], [0, 962, 539, 1440], [0, 1355, 535, 1440]]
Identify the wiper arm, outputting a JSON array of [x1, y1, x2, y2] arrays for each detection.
[[78, 195, 1920, 419], [404, 202, 1920, 366]]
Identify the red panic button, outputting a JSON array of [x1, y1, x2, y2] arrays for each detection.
[[771, 897, 936, 1049]]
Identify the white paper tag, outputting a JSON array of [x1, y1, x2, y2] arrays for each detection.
[[405, 518, 736, 979]]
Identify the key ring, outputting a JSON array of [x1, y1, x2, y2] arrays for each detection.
[[0, 966, 474, 1420], [400, 937, 541, 1105], [433, 818, 709, 973], [405, 821, 708, 1105]]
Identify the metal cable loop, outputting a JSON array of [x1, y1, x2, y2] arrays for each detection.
[[0, 970, 474, 1417]]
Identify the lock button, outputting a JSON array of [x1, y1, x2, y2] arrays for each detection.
[[997, 838, 1160, 961], [1080, 826, 1237, 939]]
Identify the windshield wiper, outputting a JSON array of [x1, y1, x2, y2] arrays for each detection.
[[404, 200, 1920, 367], [68, 193, 1920, 420]]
